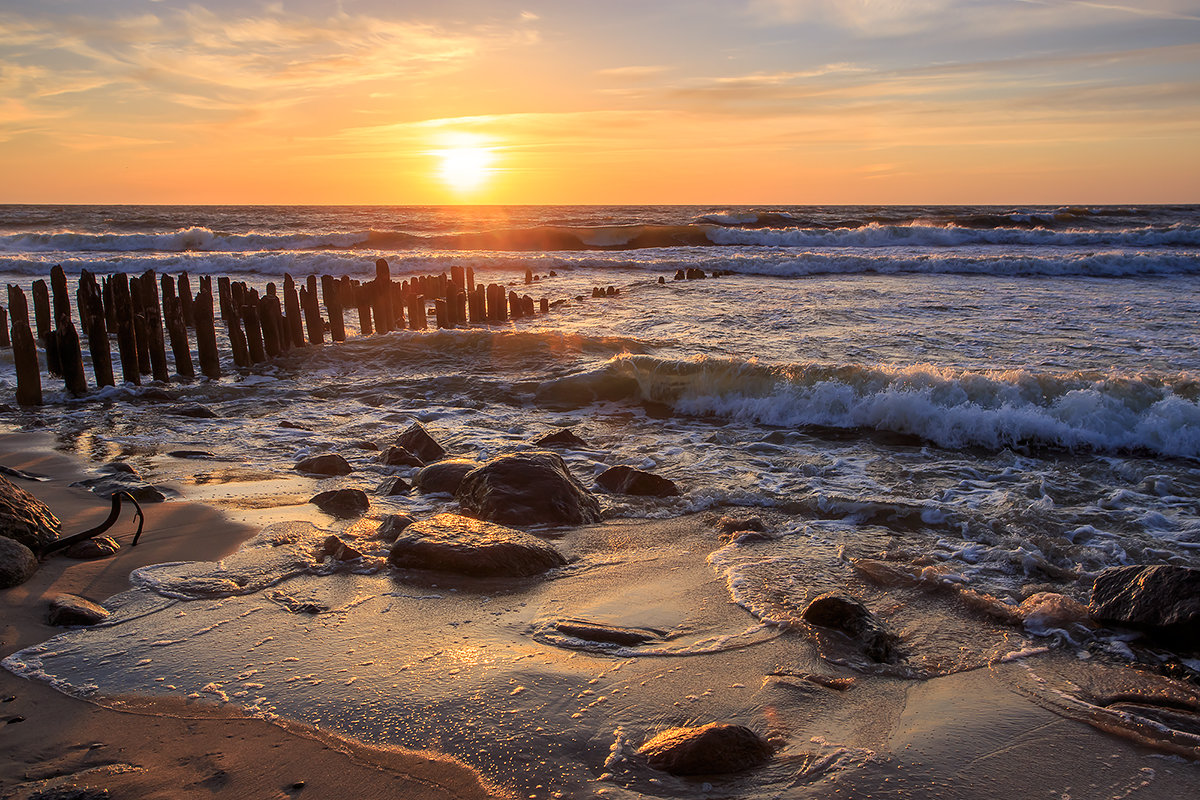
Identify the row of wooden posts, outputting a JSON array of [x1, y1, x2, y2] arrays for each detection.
[[4, 260, 552, 406]]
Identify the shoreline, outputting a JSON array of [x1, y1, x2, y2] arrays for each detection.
[[0, 431, 498, 800]]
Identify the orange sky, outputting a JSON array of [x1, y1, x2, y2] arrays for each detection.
[[2, 1, 1198, 204]]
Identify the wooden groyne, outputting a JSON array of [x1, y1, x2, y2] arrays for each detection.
[[2, 261, 557, 406]]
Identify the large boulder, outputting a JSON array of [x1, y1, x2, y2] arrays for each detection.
[[294, 454, 352, 476], [802, 593, 899, 663], [596, 465, 679, 497], [0, 536, 38, 589], [456, 452, 601, 527], [310, 489, 370, 519], [394, 423, 446, 463], [388, 513, 567, 578], [638, 722, 772, 775], [0, 475, 62, 551], [414, 459, 481, 496], [1090, 565, 1200, 648]]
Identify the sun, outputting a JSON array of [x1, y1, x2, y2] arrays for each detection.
[[435, 143, 495, 194]]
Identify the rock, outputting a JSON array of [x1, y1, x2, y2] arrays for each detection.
[[350, 440, 380, 451], [379, 446, 424, 469], [596, 465, 679, 497], [0, 536, 38, 589], [1090, 565, 1200, 648], [393, 423, 446, 463], [802, 593, 899, 663], [293, 453, 352, 476], [28, 787, 111, 800], [456, 452, 602, 527], [375, 513, 416, 543], [64, 536, 121, 559], [534, 429, 589, 449], [716, 515, 766, 534], [552, 619, 659, 646], [71, 475, 166, 504], [48, 594, 110, 626], [414, 459, 480, 495], [388, 512, 567, 577], [166, 450, 215, 459], [638, 722, 773, 775], [133, 387, 173, 402], [100, 462, 138, 475], [376, 476, 411, 496], [167, 403, 219, 418], [279, 421, 310, 430], [320, 534, 362, 561], [310, 489, 369, 519], [0, 475, 62, 551]]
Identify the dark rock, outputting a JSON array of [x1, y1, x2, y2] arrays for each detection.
[[414, 459, 480, 495], [553, 619, 659, 646], [167, 403, 219, 418], [596, 465, 679, 497], [350, 440, 380, 451], [638, 722, 773, 775], [293, 453, 352, 476], [28, 787, 111, 800], [716, 515, 766, 534], [379, 446, 424, 469], [456, 452, 601, 527], [100, 462, 138, 475], [134, 388, 174, 402], [65, 536, 121, 560], [376, 476, 411, 496], [802, 593, 899, 663], [310, 489, 370, 519], [534, 429, 589, 449], [393, 423, 446, 463], [279, 421, 310, 430], [388, 512, 567, 577], [0, 475, 62, 551], [48, 593, 110, 626], [319, 534, 362, 561], [375, 513, 416, 543], [1090, 565, 1200, 648], [71, 475, 166, 504], [0, 536, 38, 589], [166, 450, 215, 459]]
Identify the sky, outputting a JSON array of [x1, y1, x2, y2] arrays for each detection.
[[1, 0, 1198, 204]]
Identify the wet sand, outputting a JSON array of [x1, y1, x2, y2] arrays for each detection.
[[2, 432, 1199, 798]]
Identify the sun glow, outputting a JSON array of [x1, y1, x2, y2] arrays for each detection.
[[434, 137, 496, 194]]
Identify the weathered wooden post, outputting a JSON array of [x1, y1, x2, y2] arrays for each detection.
[[434, 298, 448, 329], [193, 288, 221, 379], [162, 275, 194, 378], [525, 268, 533, 286], [374, 259, 394, 333], [0, 306, 9, 348], [110, 273, 141, 385], [57, 318, 88, 397], [178, 273, 195, 328], [140, 270, 170, 382], [7, 286, 41, 405], [31, 279, 59, 376], [540, 298, 549, 314], [258, 295, 281, 358], [302, 276, 324, 345], [239, 287, 267, 364], [353, 280, 372, 335], [509, 291, 522, 319], [522, 295, 535, 317], [129, 281, 152, 376], [217, 276, 234, 321], [407, 293, 426, 330], [454, 291, 467, 325], [283, 274, 306, 347], [321, 275, 345, 342], [466, 267, 475, 294]]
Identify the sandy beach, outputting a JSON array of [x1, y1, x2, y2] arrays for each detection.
[[3, 429, 1198, 799]]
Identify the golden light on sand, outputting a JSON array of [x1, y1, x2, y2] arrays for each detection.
[[434, 138, 496, 194]]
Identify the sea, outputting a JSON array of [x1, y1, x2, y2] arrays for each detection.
[[2, 204, 1200, 797]]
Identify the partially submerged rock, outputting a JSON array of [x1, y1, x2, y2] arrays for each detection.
[[320, 534, 362, 561], [71, 474, 166, 504], [802, 593, 899, 663], [0, 536, 38, 589], [534, 429, 589, 449], [388, 512, 567, 578], [48, 594, 110, 626], [456, 452, 601, 527], [64, 536, 120, 560], [294, 454, 352, 476], [552, 619, 659, 647], [0, 475, 62, 551], [596, 465, 679, 497], [1090, 565, 1200, 648], [375, 513, 416, 543], [376, 476, 411, 496], [167, 403, 219, 419], [414, 459, 480, 496], [638, 722, 773, 775], [393, 423, 446, 463], [310, 489, 370, 519], [379, 446, 424, 468]]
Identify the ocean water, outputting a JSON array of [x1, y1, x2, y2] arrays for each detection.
[[3, 204, 1200, 796]]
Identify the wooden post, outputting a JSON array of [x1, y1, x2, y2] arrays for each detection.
[[217, 276, 234, 321], [455, 291, 467, 325], [58, 318, 88, 396], [78, 271, 114, 388], [241, 290, 267, 364], [522, 295, 535, 317], [434, 298, 448, 329], [525, 268, 533, 286], [8, 286, 41, 405], [102, 276, 117, 333], [178, 273, 195, 327], [468, 286, 484, 323], [50, 266, 72, 327], [162, 274, 194, 378], [31, 279, 59, 376], [354, 279, 373, 335], [374, 259, 394, 332], [258, 295, 281, 358], [509, 291, 522, 320], [129, 281, 152, 376], [302, 277, 324, 345], [321, 275, 345, 342], [283, 274, 306, 347], [140, 271, 170, 382], [110, 273, 141, 385], [540, 297, 549, 314], [466, 267, 475, 294], [407, 293, 426, 330], [194, 289, 221, 379], [0, 306, 8, 348]]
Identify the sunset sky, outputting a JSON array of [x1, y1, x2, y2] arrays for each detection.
[[1, 0, 1198, 205]]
